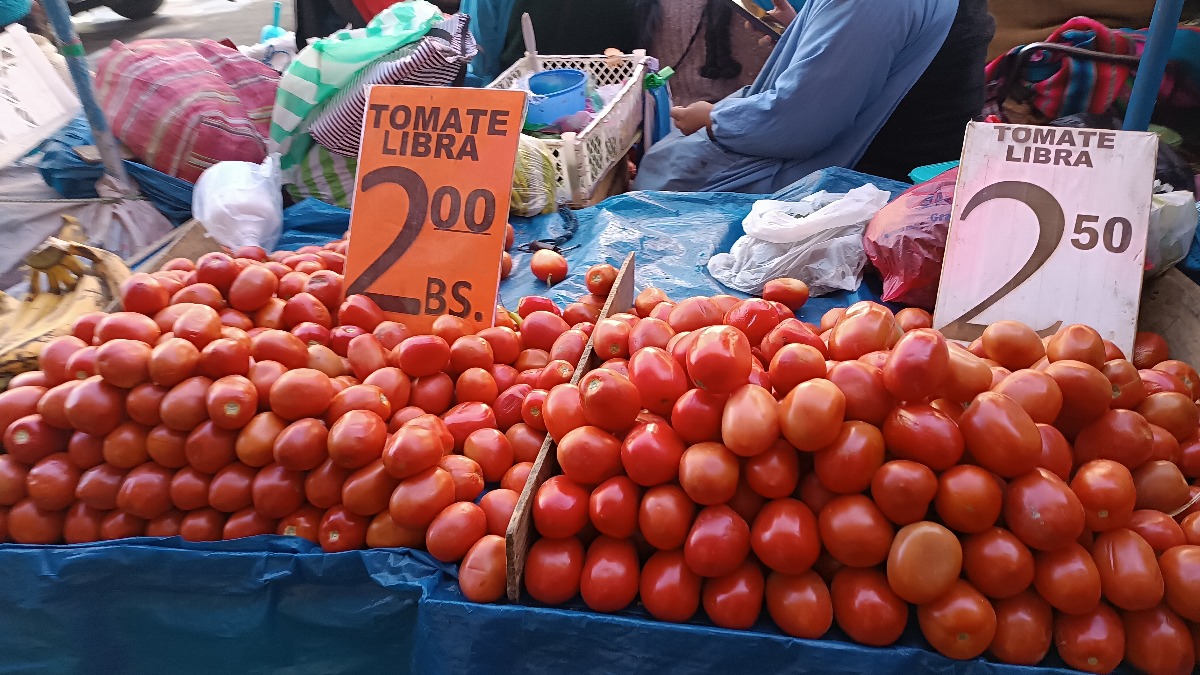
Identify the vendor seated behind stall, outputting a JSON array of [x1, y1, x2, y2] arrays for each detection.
[[633, 0, 993, 192]]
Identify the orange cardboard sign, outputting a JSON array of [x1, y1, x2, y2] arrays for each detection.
[[343, 85, 526, 334]]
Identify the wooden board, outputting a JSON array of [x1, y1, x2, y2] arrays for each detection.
[[1138, 268, 1200, 367], [505, 252, 636, 601]]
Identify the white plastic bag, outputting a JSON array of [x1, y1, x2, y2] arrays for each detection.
[[1145, 191, 1199, 278], [708, 184, 890, 295], [193, 155, 283, 251]]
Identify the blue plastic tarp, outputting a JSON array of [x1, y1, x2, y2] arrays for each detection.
[[501, 167, 911, 321], [36, 116, 196, 227], [276, 168, 910, 321], [0, 535, 1096, 675]]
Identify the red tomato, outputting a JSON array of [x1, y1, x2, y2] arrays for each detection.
[[699, 559, 764, 630], [944, 345, 994, 402], [588, 476, 640, 539], [1123, 605, 1196, 675], [881, 328, 948, 403], [961, 527, 1034, 599], [574, 370, 640, 435], [458, 534, 507, 603], [1070, 459, 1136, 531], [639, 484, 695, 550], [501, 462, 532, 493], [992, 369, 1064, 424], [1103, 359, 1147, 409], [981, 321, 1044, 370], [529, 250, 568, 284], [1159, 545, 1200, 622], [525, 536, 585, 605], [99, 510, 145, 540], [812, 421, 884, 494], [5, 414, 71, 465], [685, 326, 752, 395], [762, 278, 809, 310], [1034, 543, 1102, 615], [7, 499, 63, 543], [1073, 408, 1155, 469], [826, 361, 894, 427], [268, 369, 333, 421], [830, 567, 907, 647], [63, 502, 104, 543], [505, 423, 545, 464], [1053, 603, 1125, 673], [96, 312, 162, 346], [115, 462, 173, 519], [750, 498, 819, 574], [1091, 528, 1163, 611], [1036, 423, 1074, 481], [988, 590, 1053, 665], [765, 570, 833, 638], [677, 441, 739, 505], [580, 535, 639, 612], [318, 505, 368, 552], [880, 404, 963, 471], [684, 504, 750, 578], [476, 488, 518, 537], [95, 339, 152, 389], [934, 465, 1003, 534], [869, 460, 937, 526], [388, 466, 456, 530], [614, 420, 681, 487], [959, 392, 1041, 478], [669, 389, 725, 445], [817, 495, 893, 568], [740, 439, 798, 500], [1004, 468, 1085, 551], [917, 580, 997, 660], [1129, 510, 1188, 554], [425, 502, 487, 563], [638, 549, 702, 623], [25, 453, 80, 511], [627, 347, 687, 417], [556, 426, 622, 486], [1138, 392, 1199, 442], [719, 384, 779, 458], [178, 508, 226, 542], [779, 379, 845, 452], [886, 521, 962, 604], [533, 475, 589, 539], [438, 454, 485, 502], [1045, 360, 1113, 431]]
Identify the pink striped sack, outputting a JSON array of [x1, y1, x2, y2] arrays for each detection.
[[94, 39, 280, 183]]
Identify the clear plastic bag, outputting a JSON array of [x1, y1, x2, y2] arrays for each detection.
[[510, 135, 557, 217], [862, 167, 958, 309], [707, 184, 890, 295], [192, 155, 284, 251], [1146, 191, 1200, 278]]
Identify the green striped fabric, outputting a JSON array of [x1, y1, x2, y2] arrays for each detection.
[[270, 0, 441, 172], [287, 144, 358, 208]]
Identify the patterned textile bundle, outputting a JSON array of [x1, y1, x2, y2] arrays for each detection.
[[94, 39, 279, 183]]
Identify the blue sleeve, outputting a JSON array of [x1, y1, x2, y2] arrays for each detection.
[[709, 0, 916, 159]]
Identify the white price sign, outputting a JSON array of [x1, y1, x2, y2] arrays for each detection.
[[933, 121, 1158, 354]]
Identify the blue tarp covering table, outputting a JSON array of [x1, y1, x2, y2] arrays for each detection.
[[0, 536, 1090, 675]]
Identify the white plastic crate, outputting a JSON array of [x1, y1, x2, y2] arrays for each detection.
[[489, 50, 647, 207]]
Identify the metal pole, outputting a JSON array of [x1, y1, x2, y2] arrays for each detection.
[[1123, 0, 1186, 131], [38, 0, 132, 187]]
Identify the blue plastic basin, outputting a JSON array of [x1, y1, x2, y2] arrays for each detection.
[[525, 68, 588, 127]]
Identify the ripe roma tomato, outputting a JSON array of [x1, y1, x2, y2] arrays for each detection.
[[981, 321, 1044, 370], [934, 465, 1003, 534], [880, 404, 963, 471], [581, 536, 639, 612], [992, 369, 1064, 424], [750, 498, 819, 575], [886, 521, 961, 604], [744, 440, 800, 500], [962, 527, 1035, 599], [827, 302, 900, 362], [813, 422, 884, 495], [639, 549, 703, 623], [639, 484, 695, 551], [669, 389, 725, 445], [318, 506, 368, 552], [685, 326, 752, 395], [779, 379, 845, 452], [1123, 605, 1196, 675], [588, 476, 640, 539], [882, 328, 948, 403], [818, 495, 893, 568], [917, 580, 997, 660], [620, 420, 685, 487], [1074, 409, 1154, 469], [425, 502, 487, 563], [1070, 460, 1136, 531], [1159, 545, 1200, 622], [578, 369, 641, 433], [958, 392, 1041, 478], [1091, 528, 1164, 611], [702, 560, 765, 630], [459, 534, 507, 603], [1034, 543, 1102, 615], [830, 567, 908, 647], [1004, 469, 1085, 552], [525, 536, 585, 605], [765, 570, 832, 639], [684, 504, 750, 577], [1054, 603, 1125, 673], [530, 249, 568, 284], [720, 384, 779, 458], [989, 590, 1053, 665], [557, 426, 622, 486], [870, 460, 937, 525], [677, 441, 739, 505]]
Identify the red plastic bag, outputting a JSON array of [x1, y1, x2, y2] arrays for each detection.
[[94, 39, 279, 183], [863, 168, 958, 310]]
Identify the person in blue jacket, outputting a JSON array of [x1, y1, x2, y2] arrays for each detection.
[[633, 0, 990, 192]]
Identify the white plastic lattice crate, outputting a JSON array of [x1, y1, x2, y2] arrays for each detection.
[[488, 50, 647, 207]]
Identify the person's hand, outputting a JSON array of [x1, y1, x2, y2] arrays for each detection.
[[767, 0, 796, 27], [670, 101, 715, 136]]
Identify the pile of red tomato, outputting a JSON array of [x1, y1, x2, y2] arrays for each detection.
[[0, 234, 622, 605], [520, 287, 1200, 674]]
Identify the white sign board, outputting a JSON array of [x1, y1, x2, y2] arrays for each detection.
[[933, 121, 1157, 354], [0, 25, 81, 168]]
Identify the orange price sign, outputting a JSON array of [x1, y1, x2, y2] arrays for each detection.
[[343, 85, 526, 334]]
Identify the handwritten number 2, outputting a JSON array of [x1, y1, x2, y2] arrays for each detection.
[[346, 166, 430, 315], [939, 181, 1066, 342]]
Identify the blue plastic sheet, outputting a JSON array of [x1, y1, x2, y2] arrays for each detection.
[[0, 535, 1094, 674], [502, 167, 911, 322], [278, 198, 354, 251], [36, 116, 196, 227]]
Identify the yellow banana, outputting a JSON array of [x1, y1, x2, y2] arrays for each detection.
[[0, 275, 103, 377]]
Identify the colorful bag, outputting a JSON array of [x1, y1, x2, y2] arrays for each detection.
[[286, 144, 358, 208], [94, 39, 279, 183], [308, 13, 477, 157], [269, 0, 442, 172]]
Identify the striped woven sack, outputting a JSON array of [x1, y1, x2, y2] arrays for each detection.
[[269, 0, 442, 172], [287, 143, 358, 208], [94, 39, 280, 183], [309, 13, 478, 156]]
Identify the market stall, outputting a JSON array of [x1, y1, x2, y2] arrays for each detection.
[[1, 0, 1199, 673]]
